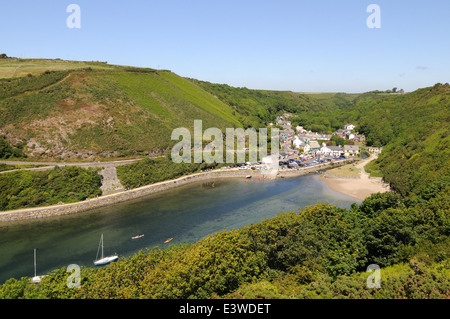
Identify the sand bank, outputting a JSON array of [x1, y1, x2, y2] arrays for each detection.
[[319, 155, 390, 200]]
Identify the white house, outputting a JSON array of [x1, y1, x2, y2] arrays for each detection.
[[346, 132, 355, 140], [319, 143, 342, 157], [344, 124, 355, 131], [292, 136, 304, 149], [319, 143, 332, 155], [303, 143, 311, 153]]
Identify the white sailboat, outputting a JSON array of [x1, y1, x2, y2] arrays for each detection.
[[30, 248, 42, 283], [93, 234, 118, 266]]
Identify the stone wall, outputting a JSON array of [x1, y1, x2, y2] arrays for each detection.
[[0, 159, 355, 223]]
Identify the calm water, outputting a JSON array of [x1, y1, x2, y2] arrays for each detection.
[[0, 174, 360, 284]]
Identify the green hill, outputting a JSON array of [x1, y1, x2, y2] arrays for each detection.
[[356, 83, 450, 197], [190, 79, 367, 130], [0, 58, 242, 160]]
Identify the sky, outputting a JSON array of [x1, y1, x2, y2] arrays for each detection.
[[1, 0, 449, 93]]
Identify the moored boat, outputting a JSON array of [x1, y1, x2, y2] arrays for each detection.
[[94, 234, 118, 266], [30, 249, 43, 283]]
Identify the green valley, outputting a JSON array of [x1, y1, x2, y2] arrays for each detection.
[[0, 57, 448, 300]]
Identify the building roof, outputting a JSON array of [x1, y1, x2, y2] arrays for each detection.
[[344, 145, 360, 151], [309, 140, 320, 149], [328, 146, 342, 151]]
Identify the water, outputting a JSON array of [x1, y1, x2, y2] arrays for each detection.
[[0, 174, 360, 284]]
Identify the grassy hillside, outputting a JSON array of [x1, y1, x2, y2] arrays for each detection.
[[191, 79, 393, 133], [190, 79, 360, 129], [0, 59, 242, 160], [358, 83, 450, 197]]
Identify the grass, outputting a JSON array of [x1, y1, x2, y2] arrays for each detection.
[[0, 58, 114, 78], [0, 58, 244, 160], [0, 163, 47, 172], [326, 163, 361, 178]]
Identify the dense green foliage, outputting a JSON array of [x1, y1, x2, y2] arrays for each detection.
[[116, 156, 222, 189], [359, 84, 450, 198], [191, 80, 320, 128], [0, 190, 448, 299], [191, 80, 367, 130], [193, 79, 396, 135], [0, 136, 26, 159], [0, 166, 102, 210]]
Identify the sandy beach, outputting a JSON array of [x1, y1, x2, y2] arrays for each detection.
[[319, 155, 390, 201]]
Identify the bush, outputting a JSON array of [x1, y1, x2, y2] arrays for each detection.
[[0, 166, 102, 211]]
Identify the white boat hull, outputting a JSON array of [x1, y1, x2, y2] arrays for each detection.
[[94, 255, 118, 266], [31, 276, 42, 283]]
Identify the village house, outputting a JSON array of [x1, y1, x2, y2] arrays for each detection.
[[296, 126, 306, 133], [276, 116, 284, 124], [345, 131, 355, 140], [319, 143, 342, 157], [302, 133, 332, 141], [280, 128, 295, 137], [302, 143, 310, 153], [333, 129, 346, 138], [354, 134, 366, 143], [318, 143, 332, 156], [344, 124, 355, 131], [344, 145, 360, 157], [328, 146, 343, 157], [292, 136, 305, 149], [309, 140, 321, 152], [368, 146, 382, 154]]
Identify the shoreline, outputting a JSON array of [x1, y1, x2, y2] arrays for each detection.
[[319, 155, 390, 201], [0, 159, 355, 223]]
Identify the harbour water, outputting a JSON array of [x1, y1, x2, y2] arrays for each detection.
[[0, 174, 361, 284]]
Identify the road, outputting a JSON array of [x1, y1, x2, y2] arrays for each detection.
[[0, 158, 144, 194], [0, 158, 143, 168]]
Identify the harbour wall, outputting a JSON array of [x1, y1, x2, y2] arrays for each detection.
[[0, 159, 355, 223]]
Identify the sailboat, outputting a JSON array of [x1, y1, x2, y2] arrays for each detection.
[[93, 234, 118, 266], [30, 248, 42, 283]]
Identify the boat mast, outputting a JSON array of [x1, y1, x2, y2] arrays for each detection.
[[101, 234, 104, 259], [34, 248, 37, 277], [96, 234, 104, 261]]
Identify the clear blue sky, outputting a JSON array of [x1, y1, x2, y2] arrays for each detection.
[[1, 0, 449, 92]]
